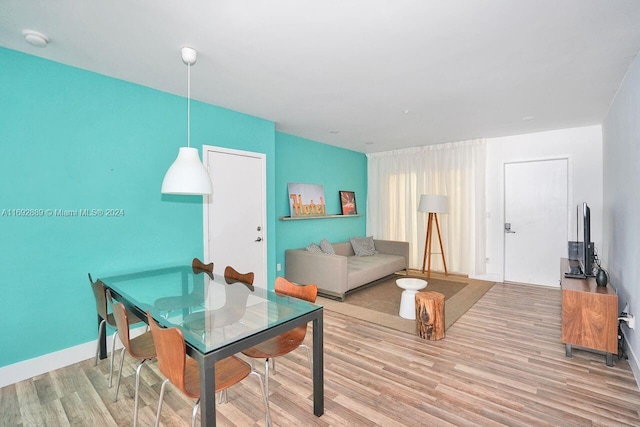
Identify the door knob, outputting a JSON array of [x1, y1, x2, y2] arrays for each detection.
[[255, 237, 263, 242], [504, 223, 516, 233]]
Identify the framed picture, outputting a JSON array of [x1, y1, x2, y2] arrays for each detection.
[[288, 183, 327, 217], [339, 191, 357, 215]]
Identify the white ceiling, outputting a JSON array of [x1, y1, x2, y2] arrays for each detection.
[[2, 0, 640, 154]]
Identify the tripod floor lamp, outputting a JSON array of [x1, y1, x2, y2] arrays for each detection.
[[418, 194, 449, 278]]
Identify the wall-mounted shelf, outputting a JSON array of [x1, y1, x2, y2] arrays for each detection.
[[279, 214, 361, 221]]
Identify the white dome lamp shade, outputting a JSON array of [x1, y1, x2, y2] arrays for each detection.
[[161, 147, 212, 195], [161, 47, 213, 195]]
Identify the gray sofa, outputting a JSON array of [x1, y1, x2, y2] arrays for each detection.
[[285, 239, 409, 300]]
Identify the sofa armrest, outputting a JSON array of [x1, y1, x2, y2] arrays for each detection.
[[285, 249, 348, 299], [374, 239, 409, 271]]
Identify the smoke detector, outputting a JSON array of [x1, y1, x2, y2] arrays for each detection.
[[23, 30, 49, 48]]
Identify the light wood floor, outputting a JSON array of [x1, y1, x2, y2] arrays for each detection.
[[2, 282, 640, 426]]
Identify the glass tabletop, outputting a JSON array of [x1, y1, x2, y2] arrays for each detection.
[[100, 266, 321, 354]]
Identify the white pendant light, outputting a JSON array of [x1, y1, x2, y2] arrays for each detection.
[[161, 47, 213, 195]]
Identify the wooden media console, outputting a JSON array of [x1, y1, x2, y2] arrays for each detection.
[[560, 258, 618, 366]]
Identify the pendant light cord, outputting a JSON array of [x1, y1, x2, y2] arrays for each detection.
[[187, 62, 191, 148]]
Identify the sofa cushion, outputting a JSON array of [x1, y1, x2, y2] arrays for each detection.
[[320, 238, 335, 255], [346, 253, 406, 290], [306, 242, 323, 254], [331, 241, 355, 257], [350, 236, 377, 256]]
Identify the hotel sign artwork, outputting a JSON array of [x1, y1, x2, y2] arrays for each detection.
[[288, 183, 326, 217]]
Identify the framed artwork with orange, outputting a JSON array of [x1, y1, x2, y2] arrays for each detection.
[[339, 191, 357, 215]]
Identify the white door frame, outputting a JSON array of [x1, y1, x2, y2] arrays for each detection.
[[501, 155, 574, 285], [201, 145, 267, 285]]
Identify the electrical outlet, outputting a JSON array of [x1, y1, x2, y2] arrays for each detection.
[[276, 263, 282, 272]]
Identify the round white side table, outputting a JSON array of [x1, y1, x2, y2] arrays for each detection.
[[396, 278, 428, 319]]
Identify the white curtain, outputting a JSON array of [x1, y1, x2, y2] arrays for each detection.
[[366, 139, 486, 276]]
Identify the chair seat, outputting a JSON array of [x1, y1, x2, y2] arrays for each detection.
[[242, 326, 307, 359], [181, 355, 252, 398], [128, 331, 156, 360], [106, 310, 143, 328], [154, 293, 203, 311], [182, 308, 245, 331], [215, 356, 252, 392]]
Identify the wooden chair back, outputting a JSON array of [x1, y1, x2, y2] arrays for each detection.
[[89, 273, 109, 321], [241, 277, 316, 368], [110, 294, 133, 353], [275, 277, 317, 303], [192, 257, 214, 273], [224, 266, 255, 285], [147, 311, 194, 398]]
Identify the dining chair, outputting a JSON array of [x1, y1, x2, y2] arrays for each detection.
[[182, 266, 254, 333], [147, 311, 272, 427], [88, 273, 143, 388], [110, 293, 156, 427], [154, 258, 213, 314], [241, 276, 317, 406], [219, 265, 255, 404]]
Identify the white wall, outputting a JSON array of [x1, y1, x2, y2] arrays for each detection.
[[602, 50, 640, 385], [478, 125, 603, 282]]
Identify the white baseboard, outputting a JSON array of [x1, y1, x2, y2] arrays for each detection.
[[623, 330, 640, 389], [0, 325, 146, 389], [470, 272, 502, 282], [0, 341, 96, 389]]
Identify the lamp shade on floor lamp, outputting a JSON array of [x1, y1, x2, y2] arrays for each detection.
[[418, 194, 448, 277], [418, 194, 448, 214]]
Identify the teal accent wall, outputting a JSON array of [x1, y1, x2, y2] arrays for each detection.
[[274, 132, 367, 275], [0, 47, 275, 367]]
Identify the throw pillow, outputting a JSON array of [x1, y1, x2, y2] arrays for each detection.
[[306, 242, 323, 254], [350, 236, 377, 256], [319, 238, 335, 255]]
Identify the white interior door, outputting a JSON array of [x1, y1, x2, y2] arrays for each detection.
[[203, 146, 267, 289], [504, 158, 568, 286]]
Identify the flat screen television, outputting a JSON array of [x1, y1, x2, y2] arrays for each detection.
[[566, 202, 595, 278]]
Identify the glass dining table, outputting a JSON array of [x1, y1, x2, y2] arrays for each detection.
[[98, 265, 324, 426]]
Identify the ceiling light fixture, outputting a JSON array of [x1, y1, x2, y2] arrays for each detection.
[[161, 47, 213, 195], [23, 30, 49, 48]]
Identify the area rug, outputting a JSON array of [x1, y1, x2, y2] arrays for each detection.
[[317, 272, 495, 335]]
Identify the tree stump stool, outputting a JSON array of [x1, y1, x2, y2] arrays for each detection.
[[415, 291, 445, 340]]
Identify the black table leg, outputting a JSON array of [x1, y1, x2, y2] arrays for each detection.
[[98, 314, 107, 360], [312, 310, 324, 417], [200, 356, 216, 426]]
